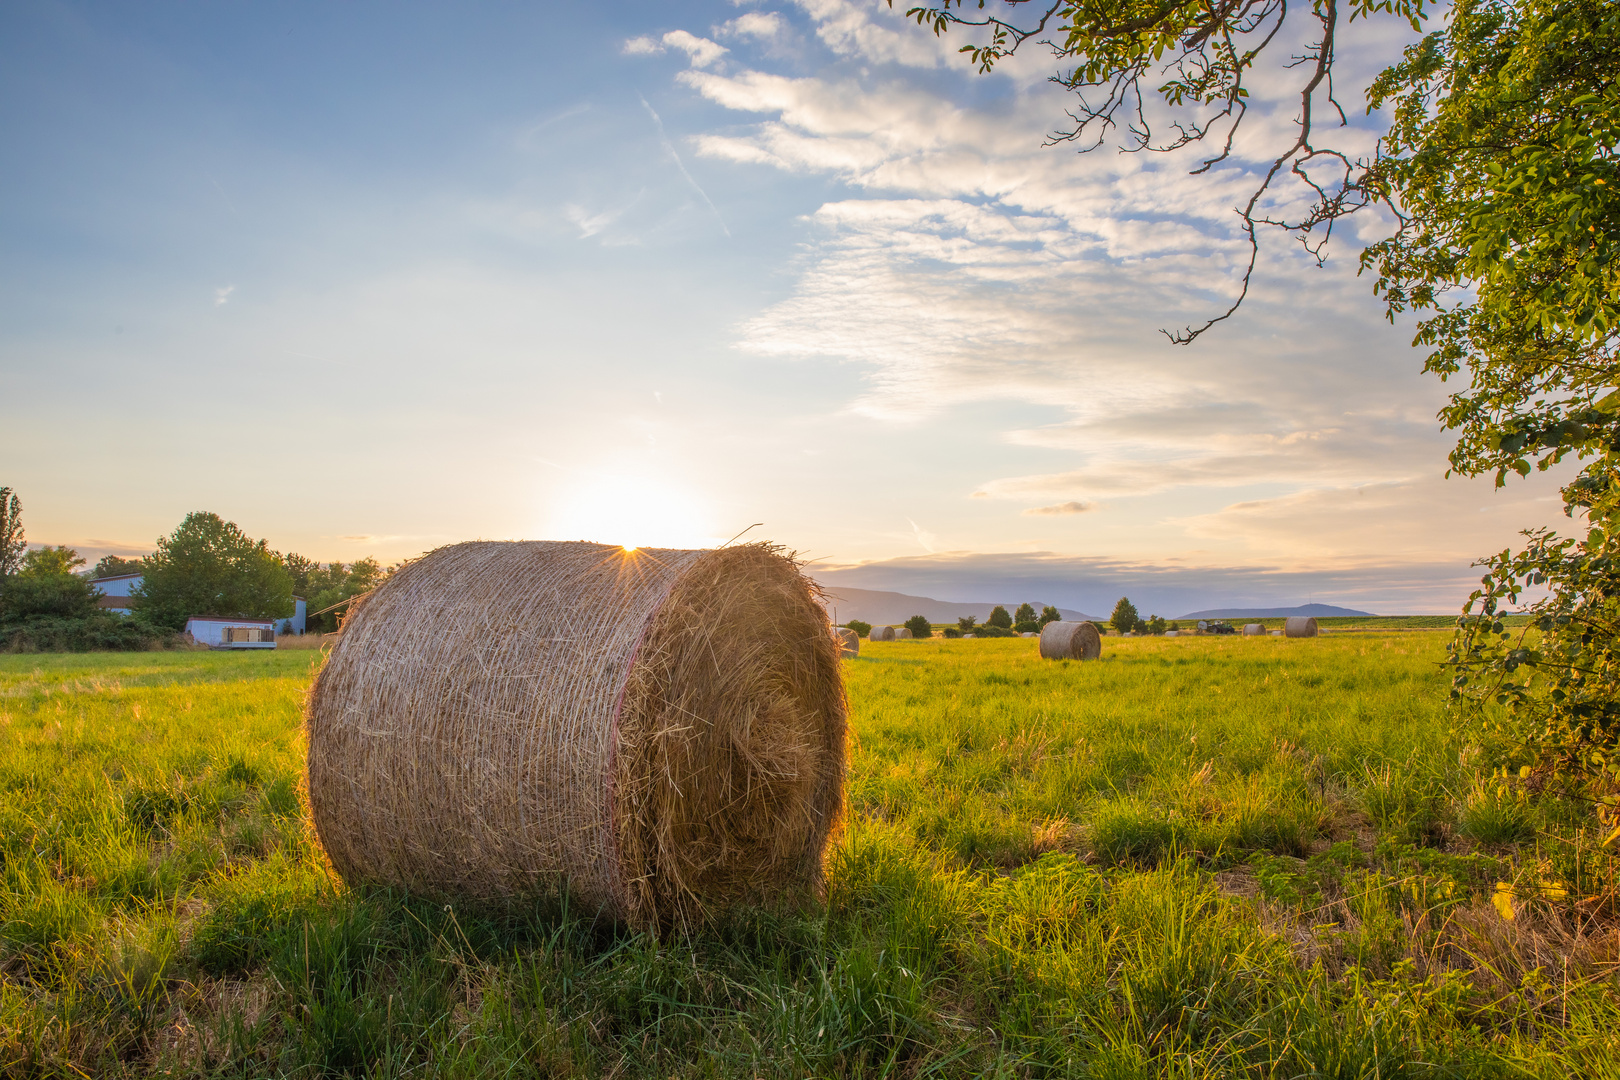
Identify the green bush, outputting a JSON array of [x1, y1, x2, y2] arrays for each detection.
[[845, 620, 872, 638], [987, 606, 1013, 629], [903, 615, 932, 639]]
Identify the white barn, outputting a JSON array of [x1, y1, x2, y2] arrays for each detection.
[[184, 616, 277, 649], [89, 572, 141, 615]]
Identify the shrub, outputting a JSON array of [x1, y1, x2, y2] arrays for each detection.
[[903, 615, 932, 639], [957, 616, 977, 632], [846, 620, 872, 638], [987, 606, 1013, 629], [1013, 620, 1040, 633]]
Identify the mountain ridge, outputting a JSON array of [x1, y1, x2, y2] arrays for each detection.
[[1178, 603, 1376, 619], [814, 584, 1099, 626]]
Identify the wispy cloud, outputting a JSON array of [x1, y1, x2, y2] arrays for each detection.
[[1023, 501, 1093, 516], [638, 95, 730, 238], [213, 285, 234, 306]]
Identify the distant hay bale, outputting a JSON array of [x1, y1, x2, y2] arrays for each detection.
[[870, 625, 896, 641], [832, 627, 859, 657], [305, 540, 847, 933], [1284, 616, 1319, 638], [1164, 630, 1179, 638], [1039, 620, 1102, 661], [894, 627, 913, 640], [1021, 631, 1037, 637], [1243, 623, 1265, 636]]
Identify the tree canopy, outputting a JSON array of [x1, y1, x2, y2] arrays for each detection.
[[133, 512, 293, 631]]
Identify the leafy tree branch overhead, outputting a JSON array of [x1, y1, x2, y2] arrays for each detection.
[[893, 0, 1430, 342]]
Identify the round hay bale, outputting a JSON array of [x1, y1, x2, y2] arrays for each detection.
[[870, 625, 895, 642], [1284, 616, 1319, 638], [832, 627, 859, 657], [1243, 623, 1265, 636], [1020, 631, 1037, 638], [1270, 629, 1283, 636], [306, 540, 847, 932], [1164, 630, 1179, 638], [1039, 620, 1102, 661], [893, 627, 912, 640]]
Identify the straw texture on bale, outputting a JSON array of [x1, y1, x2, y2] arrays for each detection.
[[306, 540, 846, 932], [1039, 620, 1102, 661], [1243, 623, 1265, 636], [1284, 616, 1320, 638], [870, 625, 895, 642], [832, 627, 859, 657]]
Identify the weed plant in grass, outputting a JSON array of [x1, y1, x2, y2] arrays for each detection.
[[1, 638, 1616, 1077]]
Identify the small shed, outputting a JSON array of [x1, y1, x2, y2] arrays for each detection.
[[185, 616, 277, 649]]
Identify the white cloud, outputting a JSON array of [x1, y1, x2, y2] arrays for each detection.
[[214, 285, 234, 306], [621, 35, 662, 56], [720, 12, 787, 40], [661, 30, 727, 69]]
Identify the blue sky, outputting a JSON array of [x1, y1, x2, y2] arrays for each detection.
[[1, 1, 1572, 613]]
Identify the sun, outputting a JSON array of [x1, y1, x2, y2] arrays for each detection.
[[545, 474, 717, 550]]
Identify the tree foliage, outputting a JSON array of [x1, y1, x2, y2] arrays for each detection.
[[1110, 596, 1140, 635], [905, 614, 935, 638], [987, 605, 1014, 629], [0, 488, 23, 581], [20, 545, 86, 577], [1039, 604, 1062, 627], [1358, 0, 1620, 792], [134, 513, 293, 631], [91, 555, 145, 579], [291, 556, 388, 633]]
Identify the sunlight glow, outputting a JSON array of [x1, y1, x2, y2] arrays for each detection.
[[545, 473, 718, 550]]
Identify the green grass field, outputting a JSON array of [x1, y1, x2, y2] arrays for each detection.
[[2, 637, 1616, 1077]]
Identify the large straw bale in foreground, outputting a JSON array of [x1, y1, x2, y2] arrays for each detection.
[[1284, 616, 1319, 638], [306, 540, 847, 932], [1039, 621, 1102, 660]]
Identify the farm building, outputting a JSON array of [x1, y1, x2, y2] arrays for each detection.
[[87, 574, 307, 632], [88, 573, 141, 614], [184, 616, 277, 648]]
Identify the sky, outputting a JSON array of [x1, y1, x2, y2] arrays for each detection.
[[0, 1, 1576, 615]]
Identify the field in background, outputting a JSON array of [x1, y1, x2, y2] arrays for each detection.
[[1, 637, 1615, 1076]]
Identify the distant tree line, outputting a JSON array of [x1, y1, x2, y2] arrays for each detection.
[[0, 489, 402, 651]]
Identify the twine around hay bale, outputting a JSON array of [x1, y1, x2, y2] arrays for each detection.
[[870, 625, 895, 642], [1039, 621, 1102, 660], [832, 626, 859, 657], [1284, 616, 1319, 638], [1243, 623, 1265, 636], [305, 540, 847, 933]]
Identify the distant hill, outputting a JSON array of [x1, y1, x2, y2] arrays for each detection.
[[1178, 603, 1375, 619], [814, 585, 1098, 627]]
